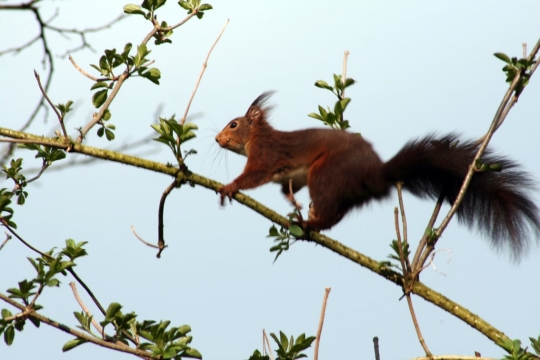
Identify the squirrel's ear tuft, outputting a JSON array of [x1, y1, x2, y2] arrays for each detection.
[[246, 107, 262, 124], [246, 91, 275, 123]]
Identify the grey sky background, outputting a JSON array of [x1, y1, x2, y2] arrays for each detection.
[[1, 1, 540, 359]]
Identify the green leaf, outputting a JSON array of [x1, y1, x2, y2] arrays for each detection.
[[199, 4, 212, 11], [28, 317, 40, 328], [1, 309, 12, 320], [344, 78, 356, 88], [124, 4, 147, 16], [105, 302, 122, 321], [314, 80, 333, 91], [142, 67, 161, 84], [90, 81, 109, 90], [105, 129, 115, 141], [178, 1, 192, 10], [4, 325, 14, 345], [97, 127, 104, 138], [102, 109, 111, 121], [62, 338, 87, 352], [289, 224, 303, 238], [184, 347, 203, 358], [92, 90, 108, 108], [307, 113, 324, 121], [494, 52, 511, 64]]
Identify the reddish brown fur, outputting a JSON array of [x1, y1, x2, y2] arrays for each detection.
[[216, 92, 539, 258]]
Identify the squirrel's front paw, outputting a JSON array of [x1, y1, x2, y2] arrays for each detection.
[[218, 183, 239, 205]]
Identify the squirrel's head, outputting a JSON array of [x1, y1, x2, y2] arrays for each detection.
[[215, 92, 274, 156]]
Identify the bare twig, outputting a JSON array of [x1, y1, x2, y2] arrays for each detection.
[[131, 225, 160, 249], [156, 180, 176, 258], [69, 55, 99, 81], [25, 160, 49, 184], [411, 193, 444, 275], [373, 336, 380, 360], [313, 287, 331, 360], [0, 232, 11, 251], [34, 70, 69, 140], [395, 182, 411, 273], [341, 50, 350, 97], [180, 19, 229, 125], [406, 294, 432, 358], [69, 282, 106, 338], [262, 329, 275, 360]]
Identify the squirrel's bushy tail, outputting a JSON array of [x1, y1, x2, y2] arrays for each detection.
[[383, 133, 540, 259]]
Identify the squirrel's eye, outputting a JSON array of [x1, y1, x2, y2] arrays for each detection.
[[230, 122, 237, 129]]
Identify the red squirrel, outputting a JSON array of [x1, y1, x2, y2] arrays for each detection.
[[216, 92, 540, 256]]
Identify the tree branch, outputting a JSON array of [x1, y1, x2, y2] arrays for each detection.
[[0, 126, 514, 349], [0, 292, 156, 358]]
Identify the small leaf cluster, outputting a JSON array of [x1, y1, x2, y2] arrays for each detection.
[[0, 240, 85, 346], [89, 43, 161, 139], [20, 144, 66, 167], [151, 116, 198, 161], [378, 240, 411, 273], [124, 0, 168, 19], [308, 74, 356, 130], [248, 331, 315, 360], [56, 100, 73, 119], [1, 159, 27, 205], [0, 188, 16, 227], [499, 337, 540, 360], [494, 52, 536, 96], [267, 218, 303, 262], [475, 159, 502, 173], [67, 302, 202, 359], [271, 332, 315, 360], [178, 0, 213, 19], [0, 307, 39, 346], [136, 319, 201, 359]]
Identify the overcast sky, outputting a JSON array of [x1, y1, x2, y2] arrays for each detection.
[[1, 1, 540, 359]]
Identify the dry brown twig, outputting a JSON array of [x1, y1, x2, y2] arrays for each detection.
[[69, 282, 107, 339], [394, 185, 432, 358], [313, 287, 331, 360], [180, 18, 230, 125], [262, 329, 275, 360]]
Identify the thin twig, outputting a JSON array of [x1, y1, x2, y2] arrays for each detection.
[[156, 180, 176, 258], [77, 72, 129, 142], [263, 329, 275, 360], [313, 287, 331, 360], [406, 294, 432, 358], [142, 11, 198, 45], [431, 38, 540, 263], [0, 232, 11, 251], [69, 282, 106, 338], [180, 19, 229, 125], [34, 70, 68, 140], [341, 50, 349, 97], [131, 225, 159, 249], [26, 160, 49, 184], [395, 182, 411, 273], [411, 193, 444, 275], [373, 336, 380, 360], [69, 55, 99, 81]]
